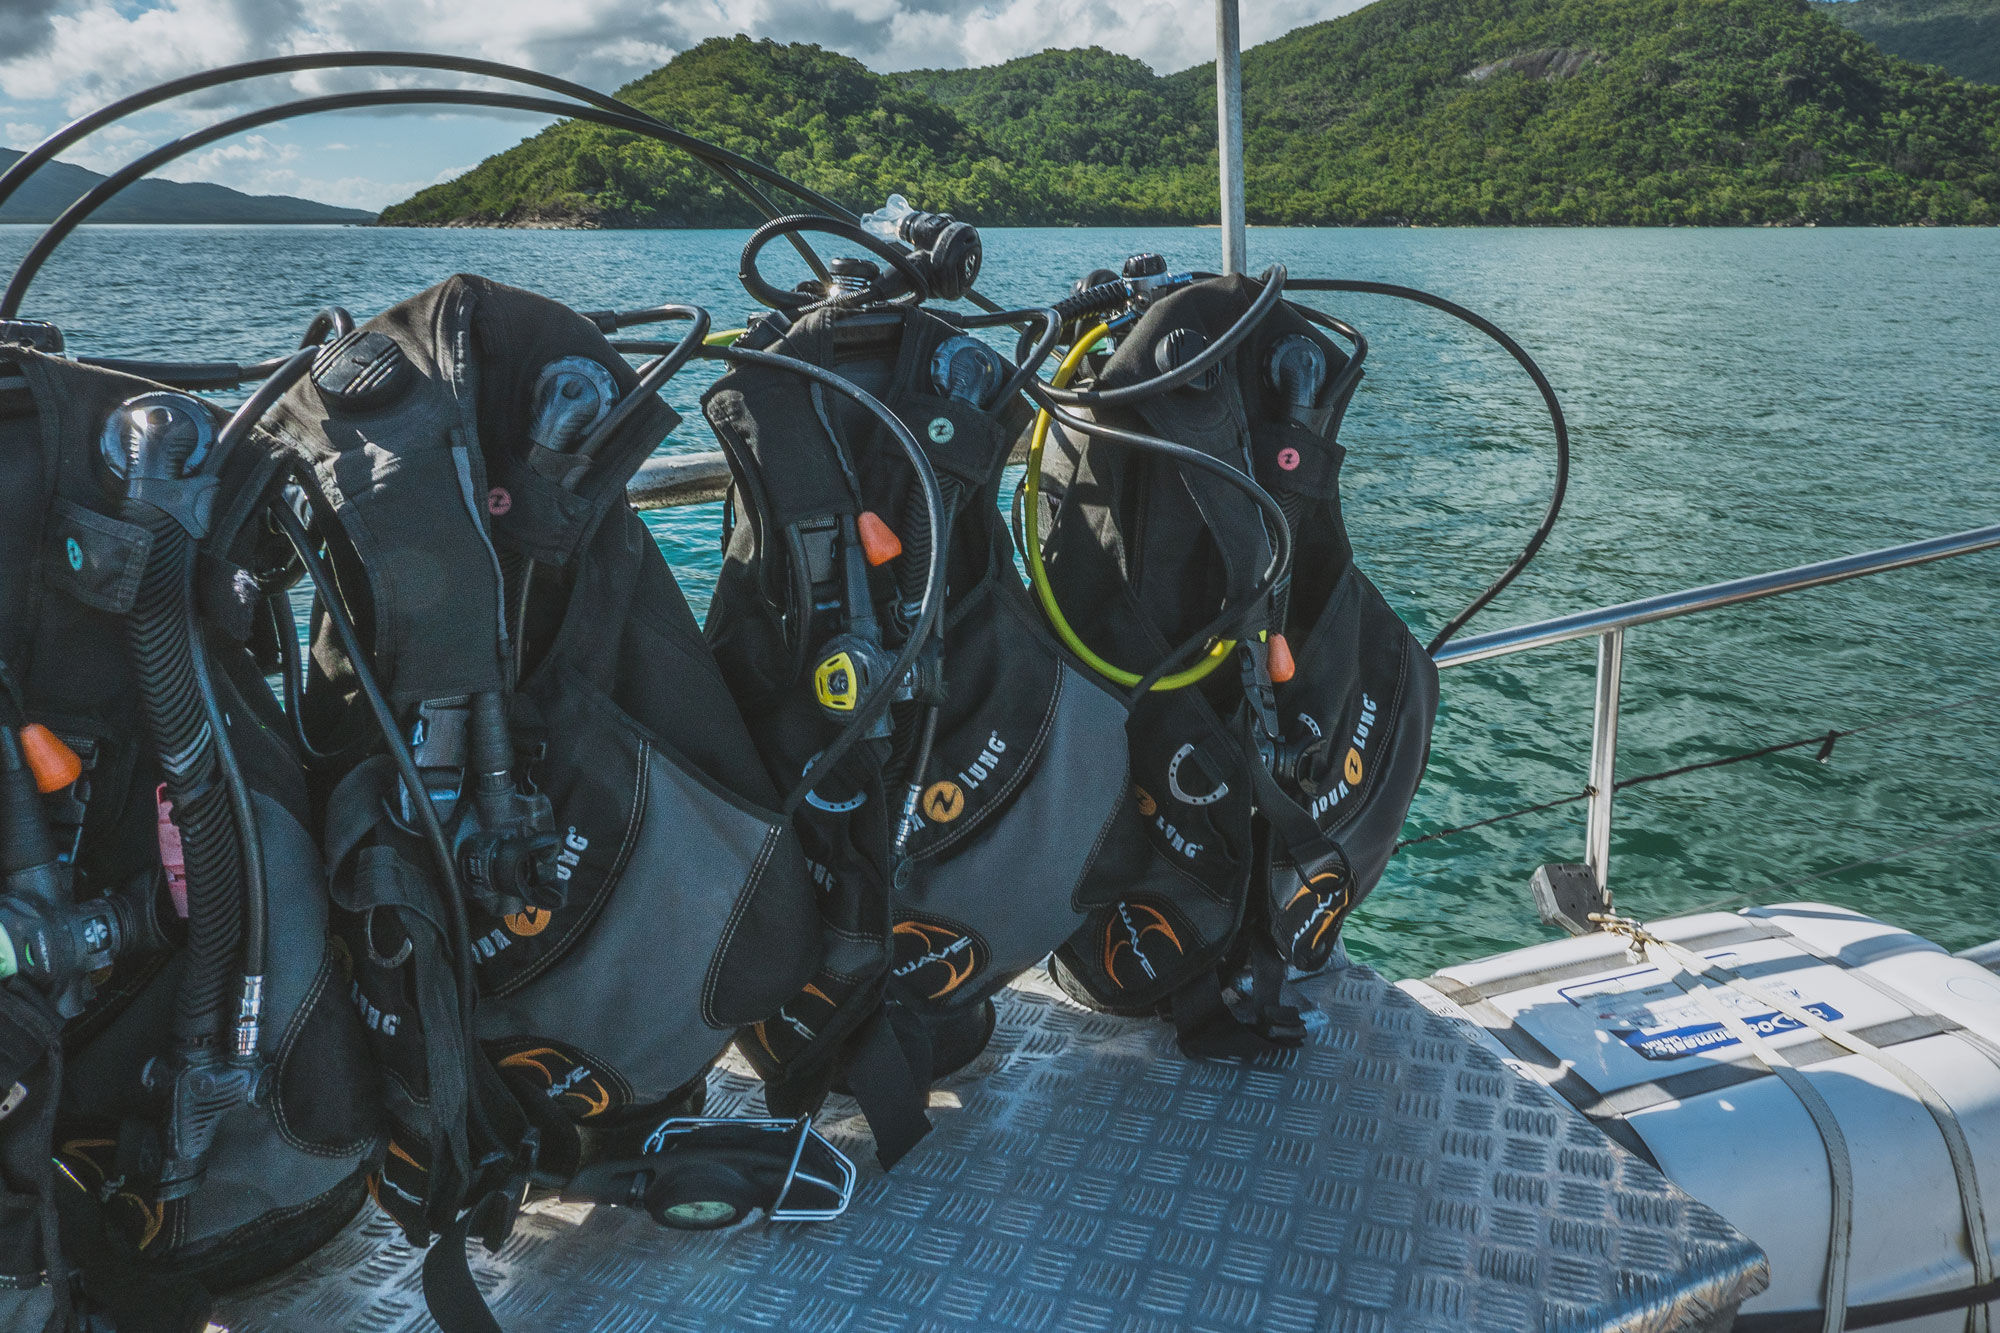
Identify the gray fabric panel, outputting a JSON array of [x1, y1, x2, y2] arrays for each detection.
[[903, 662, 1130, 985], [0, 1288, 55, 1332], [248, 791, 329, 1039], [183, 1100, 363, 1246], [177, 792, 369, 1245], [475, 740, 776, 1101]]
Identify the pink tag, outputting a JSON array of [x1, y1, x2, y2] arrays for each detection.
[[156, 784, 189, 920], [1277, 447, 1301, 471]]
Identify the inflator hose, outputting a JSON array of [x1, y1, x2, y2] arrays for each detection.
[[1286, 278, 1570, 654], [121, 455, 241, 1051]]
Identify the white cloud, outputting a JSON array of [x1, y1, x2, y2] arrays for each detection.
[[4, 121, 46, 147], [0, 0, 1371, 204], [0, 0, 1365, 115], [694, 0, 1354, 75]]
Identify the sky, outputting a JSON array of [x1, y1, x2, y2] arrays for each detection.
[[0, 0, 1363, 211]]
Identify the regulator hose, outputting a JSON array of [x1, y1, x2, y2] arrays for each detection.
[[1022, 325, 1294, 695], [694, 343, 948, 816], [1285, 278, 1569, 654], [1035, 264, 1290, 410], [117, 411, 240, 1052], [739, 215, 933, 312]]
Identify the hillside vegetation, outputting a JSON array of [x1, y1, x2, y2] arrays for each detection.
[[381, 0, 2000, 228], [1813, 0, 2000, 85], [0, 149, 374, 223]]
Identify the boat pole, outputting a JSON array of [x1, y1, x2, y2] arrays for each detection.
[[1216, 0, 1247, 275]]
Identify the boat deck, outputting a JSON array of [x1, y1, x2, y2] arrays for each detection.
[[216, 965, 1767, 1332]]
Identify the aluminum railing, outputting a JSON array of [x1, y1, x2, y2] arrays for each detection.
[[1430, 523, 2000, 890], [623, 462, 1998, 892]]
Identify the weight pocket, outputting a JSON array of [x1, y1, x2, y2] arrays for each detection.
[[894, 584, 1129, 1011], [473, 667, 818, 1105], [1274, 563, 1438, 895]]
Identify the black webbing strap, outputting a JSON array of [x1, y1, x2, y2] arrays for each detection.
[[420, 1124, 538, 1333], [1167, 939, 1306, 1061], [1251, 764, 1340, 879], [843, 1004, 934, 1170], [421, 1209, 503, 1333], [1169, 973, 1261, 1059], [54, 1145, 209, 1333], [0, 987, 63, 1332]]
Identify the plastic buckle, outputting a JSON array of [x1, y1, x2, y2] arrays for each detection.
[[1255, 1003, 1309, 1047], [470, 1129, 539, 1252], [1239, 639, 1284, 772]]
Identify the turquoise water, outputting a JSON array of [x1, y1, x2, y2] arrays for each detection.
[[4, 223, 1996, 979]]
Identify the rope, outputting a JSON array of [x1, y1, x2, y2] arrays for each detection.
[[1395, 688, 2000, 852]]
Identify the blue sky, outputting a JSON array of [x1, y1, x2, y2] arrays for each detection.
[[0, 0, 1363, 210]]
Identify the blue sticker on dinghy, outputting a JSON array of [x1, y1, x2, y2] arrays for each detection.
[[1613, 1002, 1844, 1061]]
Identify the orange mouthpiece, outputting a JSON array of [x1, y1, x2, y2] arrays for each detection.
[[1267, 633, 1297, 684], [858, 511, 903, 567], [20, 724, 82, 793]]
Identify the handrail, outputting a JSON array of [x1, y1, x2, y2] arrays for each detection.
[[627, 440, 1035, 511], [1424, 520, 2000, 894], [622, 452, 1996, 895], [629, 451, 731, 510], [1433, 523, 2000, 669]]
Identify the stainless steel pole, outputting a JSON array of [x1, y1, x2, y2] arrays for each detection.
[[1584, 628, 1624, 900], [1216, 0, 1247, 275]]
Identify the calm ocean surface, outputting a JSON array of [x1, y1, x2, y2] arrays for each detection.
[[4, 223, 1995, 979]]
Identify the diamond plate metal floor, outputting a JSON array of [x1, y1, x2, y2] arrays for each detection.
[[214, 965, 1767, 1332]]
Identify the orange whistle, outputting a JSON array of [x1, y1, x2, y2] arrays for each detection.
[[858, 511, 903, 566], [1267, 633, 1297, 684], [20, 724, 82, 793]]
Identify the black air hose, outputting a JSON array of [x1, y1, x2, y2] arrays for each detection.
[[117, 409, 241, 1052], [1050, 281, 1129, 327]]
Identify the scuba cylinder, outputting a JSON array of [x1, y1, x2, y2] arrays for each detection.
[[1027, 261, 1440, 1054], [704, 206, 1133, 1166]]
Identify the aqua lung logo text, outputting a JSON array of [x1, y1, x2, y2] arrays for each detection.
[[1134, 786, 1204, 860], [914, 731, 1012, 830], [554, 827, 587, 882], [350, 982, 400, 1037], [950, 732, 1008, 797], [1308, 694, 1378, 822]]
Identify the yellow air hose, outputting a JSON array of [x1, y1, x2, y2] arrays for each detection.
[[1024, 323, 1233, 691]]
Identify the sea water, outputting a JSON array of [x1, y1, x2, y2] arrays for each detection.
[[3, 222, 1994, 978]]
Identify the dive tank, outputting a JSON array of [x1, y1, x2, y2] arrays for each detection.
[[1403, 903, 2000, 1330]]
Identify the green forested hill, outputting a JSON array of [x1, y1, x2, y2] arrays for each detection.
[[0, 149, 374, 223], [381, 0, 2000, 228], [1812, 0, 2000, 85]]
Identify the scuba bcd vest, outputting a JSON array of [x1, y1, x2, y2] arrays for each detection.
[[259, 276, 825, 1317], [1031, 269, 1440, 1052], [0, 338, 379, 1331], [703, 290, 1130, 1166]]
